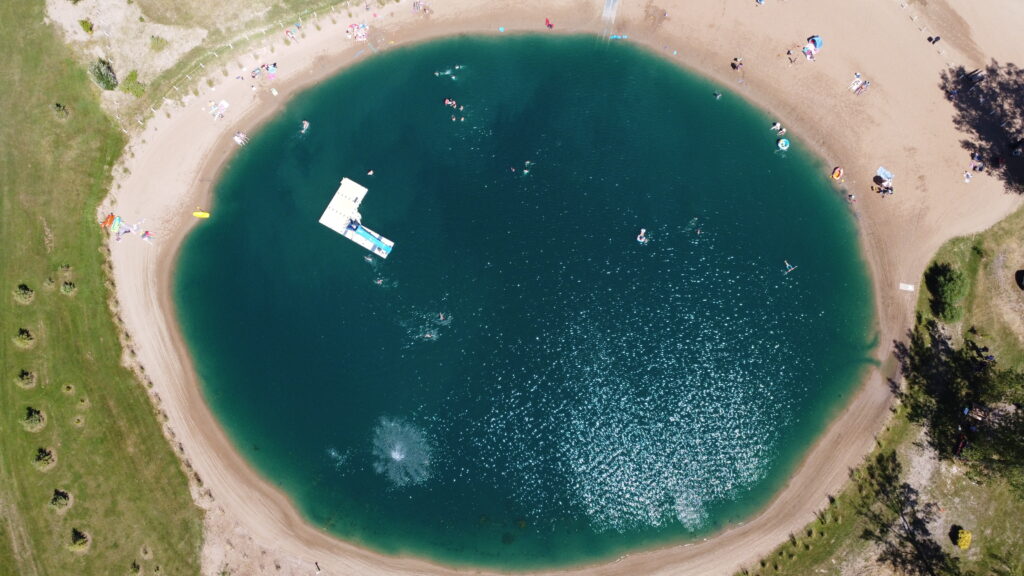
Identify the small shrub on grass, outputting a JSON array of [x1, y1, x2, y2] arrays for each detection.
[[78, 19, 93, 34], [16, 369, 37, 389], [69, 528, 90, 551], [22, 407, 46, 432], [33, 447, 56, 470], [150, 35, 168, 52], [120, 71, 145, 97], [13, 328, 35, 349], [43, 277, 55, 290], [49, 489, 71, 511], [89, 58, 118, 90], [13, 284, 34, 304], [60, 281, 77, 295]]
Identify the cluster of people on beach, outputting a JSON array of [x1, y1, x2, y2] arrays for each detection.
[[249, 62, 278, 79]]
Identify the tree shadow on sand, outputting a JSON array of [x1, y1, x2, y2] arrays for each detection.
[[854, 450, 966, 576], [939, 60, 1024, 193]]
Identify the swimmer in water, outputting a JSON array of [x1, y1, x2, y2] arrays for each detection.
[[439, 313, 446, 321], [375, 278, 383, 285], [771, 121, 781, 131], [637, 228, 649, 244], [300, 120, 310, 134]]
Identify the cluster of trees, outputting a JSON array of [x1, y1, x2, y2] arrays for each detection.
[[854, 450, 967, 575], [896, 319, 1024, 495]]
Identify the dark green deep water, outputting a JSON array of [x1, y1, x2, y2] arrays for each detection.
[[175, 35, 875, 570]]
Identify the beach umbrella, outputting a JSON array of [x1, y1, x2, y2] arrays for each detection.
[[876, 166, 894, 181], [808, 35, 823, 51]]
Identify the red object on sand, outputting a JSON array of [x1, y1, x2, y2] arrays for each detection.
[[545, 18, 553, 29]]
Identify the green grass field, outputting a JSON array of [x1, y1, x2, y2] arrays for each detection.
[[0, 2, 202, 574], [917, 207, 1024, 371]]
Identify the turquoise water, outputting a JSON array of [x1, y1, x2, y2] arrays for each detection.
[[175, 35, 875, 570]]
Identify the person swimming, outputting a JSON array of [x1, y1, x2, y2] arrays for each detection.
[[637, 228, 649, 244], [300, 120, 310, 134]]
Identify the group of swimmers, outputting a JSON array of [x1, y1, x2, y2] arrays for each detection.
[[443, 98, 466, 122], [434, 64, 464, 80], [770, 121, 787, 137]]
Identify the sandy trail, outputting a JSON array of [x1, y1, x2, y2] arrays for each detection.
[[103, 0, 1023, 574]]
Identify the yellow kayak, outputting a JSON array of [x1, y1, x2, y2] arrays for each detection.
[[192, 211, 210, 219]]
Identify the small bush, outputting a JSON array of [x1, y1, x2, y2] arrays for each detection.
[[69, 528, 90, 551], [89, 58, 118, 90], [50, 489, 71, 511], [43, 277, 55, 290], [150, 35, 168, 52], [13, 328, 35, 349], [120, 70, 145, 97], [60, 281, 77, 295], [33, 447, 56, 470], [78, 19, 93, 34], [16, 370, 37, 389], [52, 102, 69, 119], [22, 407, 46, 432], [13, 284, 34, 304]]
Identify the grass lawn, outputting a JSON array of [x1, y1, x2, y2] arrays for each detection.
[[917, 206, 1024, 371], [0, 2, 202, 575]]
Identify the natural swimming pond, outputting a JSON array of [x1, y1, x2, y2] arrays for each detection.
[[175, 35, 875, 570]]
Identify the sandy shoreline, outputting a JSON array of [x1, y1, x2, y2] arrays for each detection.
[[103, 0, 1024, 574]]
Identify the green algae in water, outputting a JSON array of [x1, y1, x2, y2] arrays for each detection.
[[174, 35, 875, 570]]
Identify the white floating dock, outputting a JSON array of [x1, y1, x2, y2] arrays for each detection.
[[319, 178, 395, 258]]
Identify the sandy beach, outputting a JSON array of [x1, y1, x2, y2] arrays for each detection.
[[102, 0, 1024, 574]]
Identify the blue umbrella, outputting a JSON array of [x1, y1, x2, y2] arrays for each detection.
[[808, 35, 823, 51], [877, 166, 894, 181]]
